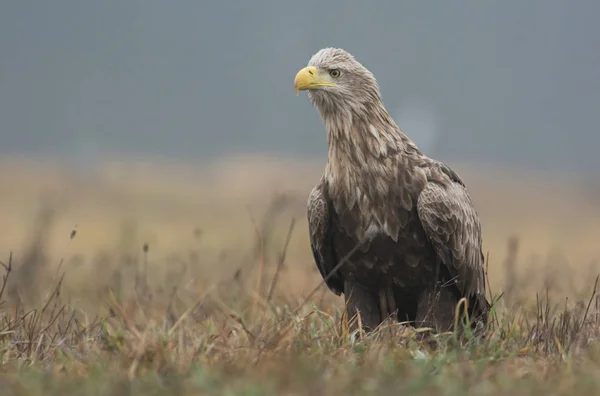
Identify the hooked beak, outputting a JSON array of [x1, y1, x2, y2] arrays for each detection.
[[293, 66, 336, 95]]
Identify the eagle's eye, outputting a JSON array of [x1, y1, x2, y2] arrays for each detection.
[[329, 69, 341, 78]]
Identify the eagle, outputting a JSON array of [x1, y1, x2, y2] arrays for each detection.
[[293, 48, 490, 332]]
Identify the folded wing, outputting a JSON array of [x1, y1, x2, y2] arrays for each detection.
[[307, 182, 344, 295], [416, 175, 489, 310]]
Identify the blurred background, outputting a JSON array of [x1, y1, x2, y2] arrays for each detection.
[[0, 1, 599, 308]]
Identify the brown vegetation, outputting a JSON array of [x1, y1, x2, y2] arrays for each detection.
[[0, 156, 599, 395]]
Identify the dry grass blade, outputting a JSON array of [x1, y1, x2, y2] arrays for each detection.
[[248, 209, 266, 320], [292, 238, 365, 317], [167, 284, 215, 336], [580, 274, 599, 327], [128, 323, 151, 380], [105, 290, 141, 340], [0, 253, 12, 303], [266, 217, 296, 302]]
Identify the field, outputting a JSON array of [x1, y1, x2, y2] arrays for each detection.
[[0, 155, 600, 395]]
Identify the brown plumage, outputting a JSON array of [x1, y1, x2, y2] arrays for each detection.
[[294, 48, 490, 332]]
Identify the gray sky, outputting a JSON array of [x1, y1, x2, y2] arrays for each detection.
[[1, 1, 599, 174]]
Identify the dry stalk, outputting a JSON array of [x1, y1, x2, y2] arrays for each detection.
[[266, 218, 296, 303]]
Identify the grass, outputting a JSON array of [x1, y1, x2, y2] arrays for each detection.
[[0, 156, 599, 395]]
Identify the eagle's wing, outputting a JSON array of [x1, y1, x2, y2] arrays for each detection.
[[416, 173, 487, 303], [307, 181, 343, 295]]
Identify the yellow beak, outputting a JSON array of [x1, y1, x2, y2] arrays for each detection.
[[293, 66, 336, 95]]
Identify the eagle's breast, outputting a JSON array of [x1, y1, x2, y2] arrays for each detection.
[[325, 150, 428, 242], [324, 152, 437, 288]]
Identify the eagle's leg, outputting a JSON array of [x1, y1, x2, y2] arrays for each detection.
[[414, 284, 457, 333], [343, 280, 382, 332], [378, 288, 397, 324]]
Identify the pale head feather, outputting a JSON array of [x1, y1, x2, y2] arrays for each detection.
[[302, 48, 420, 163], [306, 48, 382, 118]]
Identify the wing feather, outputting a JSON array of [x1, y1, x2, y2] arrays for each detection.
[[416, 177, 487, 299], [307, 181, 343, 295]]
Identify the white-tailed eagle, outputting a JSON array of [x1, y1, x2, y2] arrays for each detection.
[[294, 48, 490, 332]]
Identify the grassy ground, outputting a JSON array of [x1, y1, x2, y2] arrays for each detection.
[[0, 156, 599, 395]]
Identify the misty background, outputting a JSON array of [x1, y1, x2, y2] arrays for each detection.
[[1, 1, 599, 175]]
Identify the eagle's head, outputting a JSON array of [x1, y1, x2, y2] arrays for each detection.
[[294, 48, 382, 118]]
